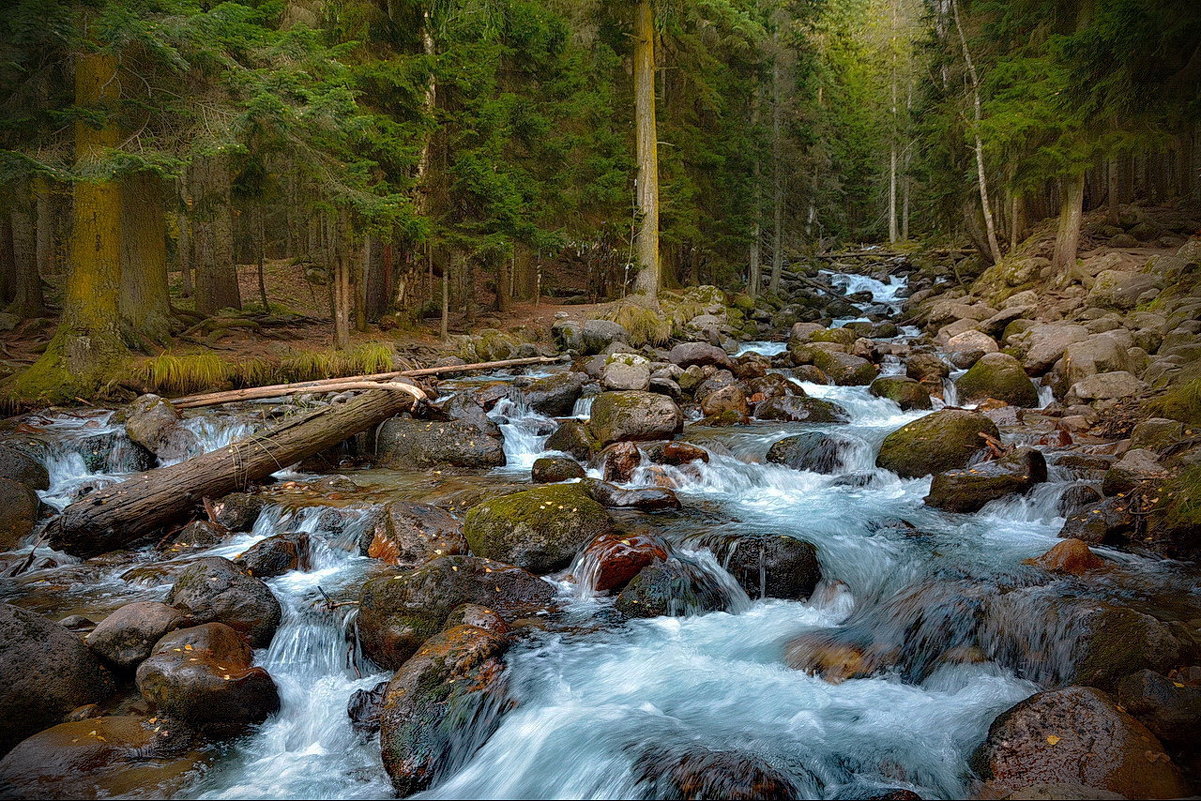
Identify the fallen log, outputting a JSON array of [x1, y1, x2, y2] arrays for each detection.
[[47, 389, 417, 557], [170, 355, 561, 409], [174, 381, 427, 409]]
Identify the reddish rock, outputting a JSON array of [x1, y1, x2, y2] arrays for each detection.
[[367, 502, 466, 568], [601, 441, 641, 483], [659, 441, 710, 466], [237, 532, 310, 578], [699, 384, 750, 419], [577, 531, 669, 592], [784, 632, 878, 684], [971, 686, 1189, 800], [1023, 539, 1106, 575], [633, 745, 798, 800]]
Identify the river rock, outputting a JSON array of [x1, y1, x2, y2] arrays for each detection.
[[366, 502, 466, 569], [602, 354, 652, 391], [767, 432, 853, 474], [0, 478, 39, 551], [784, 631, 876, 684], [357, 555, 554, 669], [1086, 269, 1160, 310], [379, 624, 511, 797], [521, 371, 588, 416], [123, 393, 182, 450], [375, 419, 505, 470], [0, 603, 115, 755], [1066, 371, 1145, 403], [588, 391, 683, 445], [1061, 334, 1135, 386], [700, 384, 750, 420], [348, 681, 388, 734], [0, 715, 207, 799], [945, 330, 998, 355], [1016, 323, 1091, 375], [600, 441, 641, 482], [971, 686, 1187, 799], [165, 557, 282, 648], [0, 445, 49, 491], [1130, 418, 1184, 451], [1023, 539, 1106, 575], [236, 532, 311, 578], [545, 419, 599, 460], [85, 601, 189, 670], [581, 479, 681, 511], [575, 532, 669, 592], [715, 534, 821, 600], [924, 447, 1047, 513], [1066, 602, 1182, 690], [645, 441, 710, 466], [632, 744, 799, 800], [876, 410, 999, 478], [135, 623, 280, 733], [581, 319, 628, 354], [440, 393, 503, 438], [463, 484, 613, 574], [614, 557, 734, 618], [210, 491, 269, 532], [1115, 669, 1201, 746], [905, 352, 950, 384], [754, 395, 849, 424], [809, 350, 879, 386], [531, 456, 586, 483], [955, 353, 1040, 407], [1100, 448, 1167, 496], [1058, 497, 1138, 546], [868, 376, 932, 410], [743, 372, 803, 402]]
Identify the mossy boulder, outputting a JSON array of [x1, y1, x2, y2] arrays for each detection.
[[531, 456, 586, 483], [521, 371, 588, 416], [809, 349, 879, 386], [924, 447, 1047, 513], [375, 419, 505, 470], [463, 484, 613, 574], [955, 352, 1040, 407], [0, 478, 39, 550], [0, 445, 49, 491], [876, 410, 1000, 478], [588, 391, 683, 445], [357, 555, 553, 669], [544, 419, 599, 460], [805, 327, 857, 346], [868, 376, 932, 410], [753, 396, 849, 423], [165, 557, 281, 648]]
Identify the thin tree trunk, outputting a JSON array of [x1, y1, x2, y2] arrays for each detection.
[[1052, 174, 1085, 273], [1010, 192, 1024, 250], [332, 209, 351, 349], [769, 34, 784, 294], [632, 0, 660, 299], [440, 254, 450, 341], [9, 193, 45, 318], [0, 209, 13, 305], [34, 176, 55, 284], [888, 0, 899, 243], [256, 205, 270, 311], [951, 0, 1002, 264], [120, 172, 173, 344], [496, 253, 511, 314]]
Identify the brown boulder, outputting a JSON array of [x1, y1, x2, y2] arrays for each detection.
[[165, 557, 281, 648], [1023, 539, 1106, 576], [366, 502, 466, 569], [237, 532, 311, 578], [85, 601, 189, 670], [575, 531, 669, 592]]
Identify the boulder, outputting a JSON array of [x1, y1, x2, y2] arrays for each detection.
[[767, 432, 853, 474], [375, 419, 505, 470], [551, 320, 583, 352], [699, 384, 750, 420], [905, 352, 950, 383], [601, 354, 651, 391], [545, 419, 599, 460], [632, 745, 799, 801], [784, 631, 877, 684], [668, 342, 733, 370], [210, 491, 269, 532], [0, 604, 115, 755], [521, 371, 588, 416], [614, 557, 735, 618], [574, 532, 669, 592], [135, 623, 279, 733], [165, 557, 282, 648], [876, 410, 999, 478], [123, 394, 183, 451], [754, 396, 849, 424], [1061, 335, 1135, 386], [1101, 449, 1167, 496], [971, 686, 1187, 799], [581, 479, 681, 511], [531, 456, 586, 483], [955, 353, 1040, 407], [1018, 324, 1091, 375], [1023, 539, 1106, 576], [868, 376, 932, 411], [440, 394, 503, 438], [581, 319, 628, 354], [1066, 602, 1182, 690], [714, 534, 821, 600], [945, 330, 998, 355], [1130, 418, 1184, 451], [588, 391, 683, 446], [366, 502, 466, 569], [0, 478, 39, 551], [348, 681, 388, 734], [744, 372, 803, 402], [1059, 497, 1138, 547], [924, 447, 1047, 513], [379, 624, 511, 797], [0, 716, 207, 799], [1115, 669, 1201, 746], [463, 484, 612, 574], [1066, 371, 1144, 403], [357, 555, 553, 669], [85, 601, 189, 670], [599, 441, 641, 482], [237, 532, 311, 578], [0, 445, 49, 491], [809, 349, 879, 386], [1086, 269, 1160, 310]]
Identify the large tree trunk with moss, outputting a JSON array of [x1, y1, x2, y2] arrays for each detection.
[[632, 0, 660, 299], [120, 172, 173, 344], [189, 154, 241, 316], [1052, 173, 1085, 274], [47, 389, 416, 557]]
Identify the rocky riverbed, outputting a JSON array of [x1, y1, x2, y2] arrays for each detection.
[[1, 242, 1199, 800]]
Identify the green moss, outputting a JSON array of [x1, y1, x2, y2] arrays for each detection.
[[955, 353, 1039, 407], [606, 303, 671, 347], [1156, 465, 1201, 531], [1151, 378, 1201, 426]]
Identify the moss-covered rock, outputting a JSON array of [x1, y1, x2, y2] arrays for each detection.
[[463, 484, 612, 574], [521, 371, 588, 416], [357, 555, 552, 669], [806, 327, 857, 346], [955, 352, 1040, 407], [588, 391, 683, 445], [544, 419, 600, 460], [924, 447, 1047, 513], [809, 349, 879, 386], [868, 376, 932, 410], [876, 410, 999, 478]]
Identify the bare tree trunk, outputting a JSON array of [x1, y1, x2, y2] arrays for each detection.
[[34, 176, 55, 283], [1053, 174, 1085, 273], [332, 209, 351, 349], [632, 0, 660, 299], [190, 154, 241, 315], [888, 0, 900, 243], [769, 30, 784, 294], [951, 0, 1002, 264], [9, 192, 46, 318], [120, 172, 173, 344], [177, 177, 193, 298], [256, 205, 270, 311], [439, 254, 450, 341]]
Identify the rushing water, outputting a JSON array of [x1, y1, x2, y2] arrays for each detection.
[[6, 272, 1192, 800]]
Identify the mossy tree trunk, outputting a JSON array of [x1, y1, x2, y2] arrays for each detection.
[[120, 171, 173, 344], [632, 0, 660, 300], [189, 153, 241, 316], [8, 184, 46, 318], [1052, 173, 1085, 274]]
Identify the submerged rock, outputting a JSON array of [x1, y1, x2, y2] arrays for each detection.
[[575, 531, 669, 592], [236, 532, 311, 578], [614, 557, 735, 618], [463, 484, 613, 574], [165, 557, 282, 648], [876, 410, 999, 479], [754, 396, 850, 424], [767, 432, 853, 474], [971, 686, 1187, 800], [379, 624, 511, 797], [632, 744, 799, 800]]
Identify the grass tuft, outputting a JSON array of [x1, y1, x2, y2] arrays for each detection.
[[1150, 378, 1201, 426]]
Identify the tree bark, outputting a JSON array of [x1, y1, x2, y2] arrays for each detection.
[[951, 0, 1002, 265], [120, 171, 173, 344], [769, 31, 784, 294], [190, 154, 241, 315], [34, 176, 56, 282], [47, 389, 417, 556], [632, 0, 660, 299], [1053, 173, 1085, 273], [332, 209, 352, 349], [9, 191, 45, 318], [888, 0, 899, 243]]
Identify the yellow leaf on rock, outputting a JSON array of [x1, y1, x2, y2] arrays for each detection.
[[1046, 735, 1061, 745]]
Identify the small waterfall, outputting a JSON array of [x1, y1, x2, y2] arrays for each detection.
[[1036, 383, 1055, 409], [489, 397, 555, 470], [941, 378, 959, 407], [571, 395, 595, 418]]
